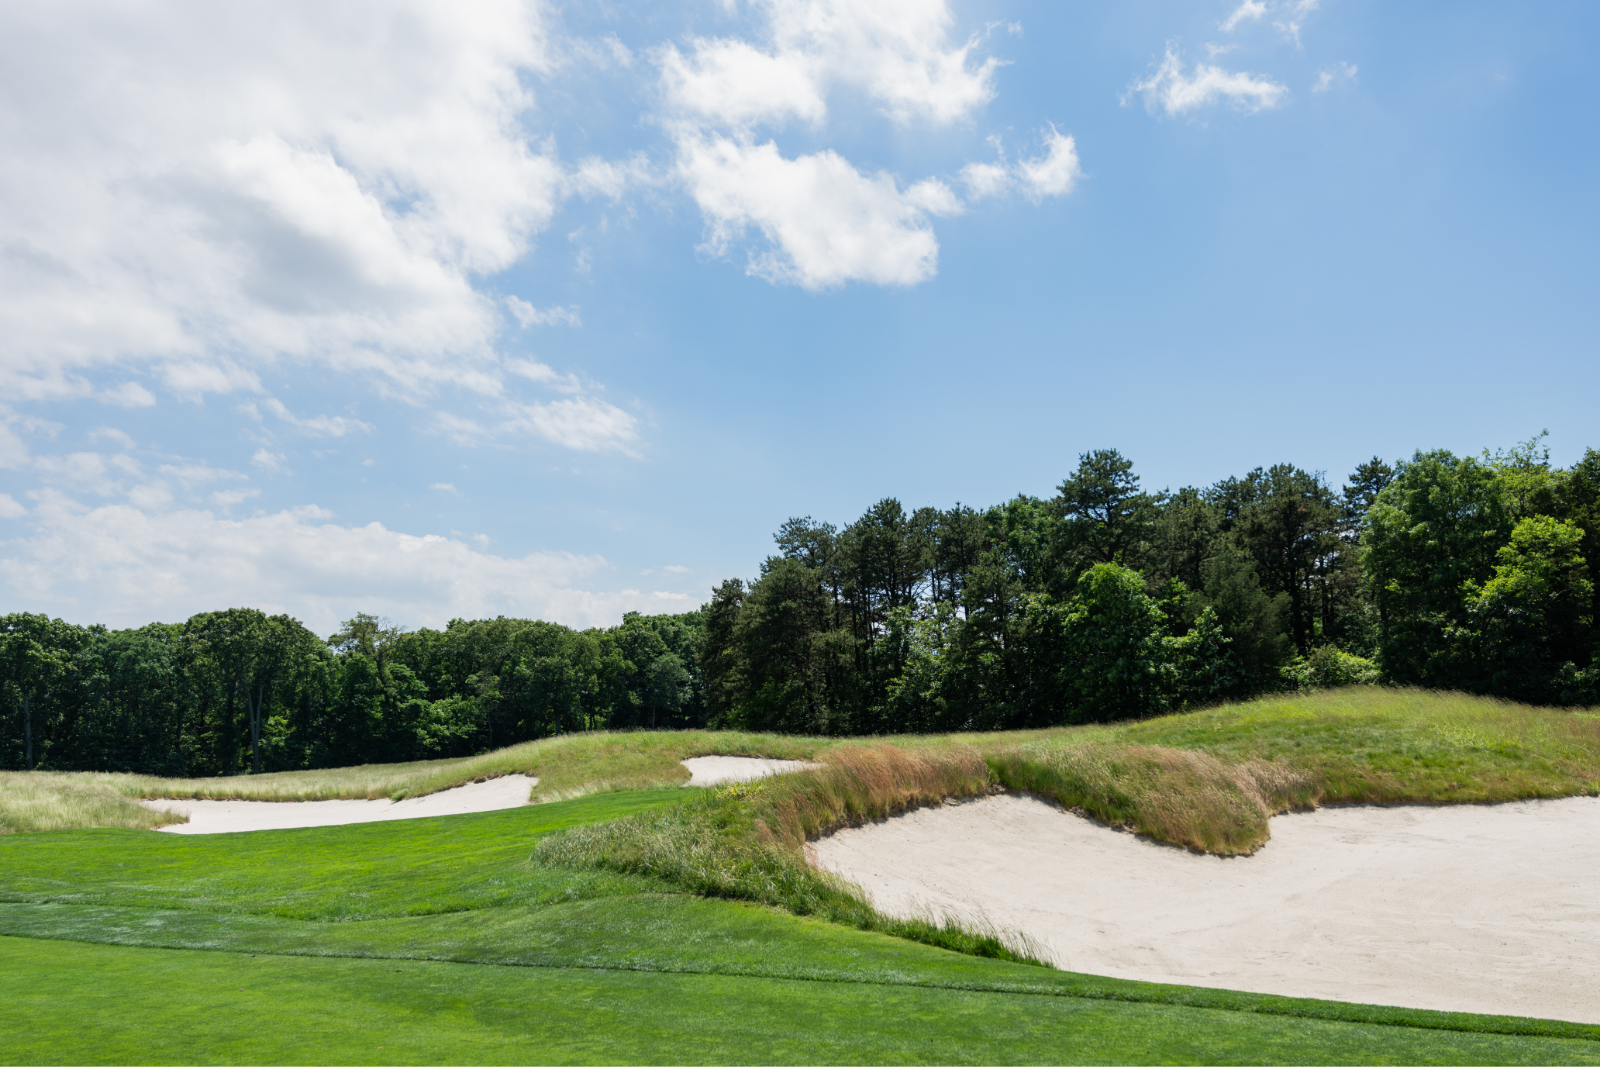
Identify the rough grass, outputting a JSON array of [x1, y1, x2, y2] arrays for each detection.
[[535, 745, 1047, 964], [986, 744, 1319, 855], [0, 772, 187, 834], [0, 730, 827, 833], [7, 687, 1599, 852]]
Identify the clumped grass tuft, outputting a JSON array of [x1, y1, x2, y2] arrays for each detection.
[[0, 773, 186, 834], [536, 744, 1046, 965], [987, 743, 1318, 855]]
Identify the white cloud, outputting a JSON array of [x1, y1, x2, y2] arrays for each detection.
[[1314, 62, 1358, 93], [1016, 126, 1081, 201], [660, 39, 827, 130], [430, 482, 459, 493], [659, 0, 999, 131], [1276, 0, 1320, 46], [903, 178, 964, 218], [960, 161, 1013, 201], [508, 360, 584, 394], [0, 1, 567, 407], [656, 0, 1067, 291], [0, 494, 680, 631], [157, 463, 247, 489], [1127, 49, 1288, 116], [251, 448, 288, 475], [259, 398, 374, 438], [99, 382, 158, 408], [679, 135, 939, 289], [88, 427, 137, 450], [1220, 1, 1268, 32], [956, 127, 1079, 204], [566, 154, 657, 200], [210, 489, 261, 508], [0, 493, 26, 519], [504, 398, 641, 454], [661, 564, 690, 574], [506, 298, 583, 327]]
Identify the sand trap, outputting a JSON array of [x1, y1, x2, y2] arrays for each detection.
[[681, 755, 819, 786], [141, 774, 538, 834], [812, 794, 1600, 1023]]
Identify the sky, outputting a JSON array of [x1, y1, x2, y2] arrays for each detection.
[[1, 0, 1596, 635]]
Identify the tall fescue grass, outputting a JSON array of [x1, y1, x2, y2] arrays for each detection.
[[0, 730, 826, 833], [536, 744, 1047, 964], [987, 744, 1318, 855], [0, 773, 186, 834], [8, 687, 1598, 848], [982, 687, 1600, 854]]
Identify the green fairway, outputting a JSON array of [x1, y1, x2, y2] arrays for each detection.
[[7, 692, 1600, 1062], [4, 780, 1600, 1063], [6, 937, 1600, 1067]]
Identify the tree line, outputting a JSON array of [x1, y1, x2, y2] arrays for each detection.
[[0, 610, 701, 775], [3, 438, 1596, 773]]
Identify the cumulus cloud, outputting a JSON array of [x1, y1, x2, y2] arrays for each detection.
[[0, 494, 686, 631], [679, 135, 939, 289], [0, 494, 28, 520], [660, 0, 999, 131], [1127, 48, 1288, 116], [658, 0, 1072, 289], [0, 0, 651, 452]]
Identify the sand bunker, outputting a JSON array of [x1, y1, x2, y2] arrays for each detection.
[[681, 755, 818, 786], [142, 774, 537, 834], [812, 793, 1600, 1023]]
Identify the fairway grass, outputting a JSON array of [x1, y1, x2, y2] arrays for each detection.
[[7, 936, 1600, 1066]]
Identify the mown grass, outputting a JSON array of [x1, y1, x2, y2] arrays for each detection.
[[6, 686, 1599, 1063], [3, 790, 1600, 1049], [12, 936, 1600, 1066]]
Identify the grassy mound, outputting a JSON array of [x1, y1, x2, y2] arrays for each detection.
[[6, 687, 1597, 853]]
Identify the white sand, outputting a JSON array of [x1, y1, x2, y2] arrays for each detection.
[[681, 755, 819, 786], [141, 774, 538, 834], [812, 793, 1600, 1023]]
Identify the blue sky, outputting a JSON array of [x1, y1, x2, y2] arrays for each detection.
[[1, 0, 1596, 634]]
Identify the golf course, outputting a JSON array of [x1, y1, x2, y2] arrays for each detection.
[[6, 686, 1600, 1064]]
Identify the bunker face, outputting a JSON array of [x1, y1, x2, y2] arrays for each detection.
[[681, 756, 818, 786], [142, 774, 538, 834], [812, 793, 1600, 1024]]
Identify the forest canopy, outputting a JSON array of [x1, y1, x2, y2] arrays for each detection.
[[4, 438, 1596, 774]]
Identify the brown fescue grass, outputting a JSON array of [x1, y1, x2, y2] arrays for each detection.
[[986, 744, 1319, 855], [0, 773, 187, 834], [535, 743, 1045, 964], [755, 744, 992, 848]]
